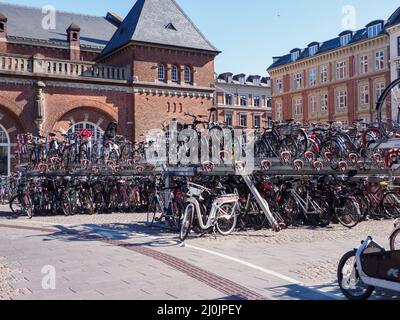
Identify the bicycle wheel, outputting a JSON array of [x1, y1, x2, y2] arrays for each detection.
[[216, 203, 237, 236], [337, 251, 374, 300], [390, 228, 400, 251], [10, 195, 22, 216], [61, 194, 72, 216], [280, 195, 300, 226], [336, 197, 361, 229], [376, 77, 400, 134], [24, 195, 33, 219], [381, 192, 400, 218], [320, 139, 343, 170], [180, 203, 194, 241], [146, 197, 161, 227]]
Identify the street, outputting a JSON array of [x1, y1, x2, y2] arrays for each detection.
[[0, 207, 398, 300]]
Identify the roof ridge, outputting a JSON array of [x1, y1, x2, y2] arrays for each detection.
[[0, 1, 104, 19], [169, 0, 217, 51]]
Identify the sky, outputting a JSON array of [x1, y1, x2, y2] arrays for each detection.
[[5, 0, 400, 76]]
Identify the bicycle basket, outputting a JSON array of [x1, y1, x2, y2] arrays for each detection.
[[279, 126, 291, 136], [187, 182, 209, 197]]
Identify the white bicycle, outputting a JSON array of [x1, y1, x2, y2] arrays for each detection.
[[179, 181, 239, 241]]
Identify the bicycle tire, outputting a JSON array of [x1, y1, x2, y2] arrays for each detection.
[[180, 203, 194, 241], [336, 197, 361, 229], [390, 228, 400, 251], [381, 192, 400, 219]]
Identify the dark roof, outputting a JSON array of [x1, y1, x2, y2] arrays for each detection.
[[366, 20, 384, 27], [0, 2, 117, 49], [268, 24, 386, 70], [386, 7, 400, 28], [101, 0, 218, 56]]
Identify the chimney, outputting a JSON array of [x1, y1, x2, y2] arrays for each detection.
[[67, 23, 81, 61]]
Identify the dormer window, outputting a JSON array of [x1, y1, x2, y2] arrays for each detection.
[[309, 45, 319, 56], [239, 77, 245, 85], [340, 33, 352, 46], [291, 50, 300, 62], [367, 23, 382, 38], [165, 23, 177, 31], [253, 78, 260, 86], [227, 75, 232, 83]]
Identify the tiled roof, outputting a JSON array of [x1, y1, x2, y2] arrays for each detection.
[[101, 0, 218, 56], [386, 7, 400, 28], [267, 14, 393, 71], [0, 2, 117, 49]]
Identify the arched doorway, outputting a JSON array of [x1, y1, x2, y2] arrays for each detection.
[[0, 124, 10, 176]]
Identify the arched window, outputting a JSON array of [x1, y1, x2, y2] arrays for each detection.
[[0, 125, 10, 176], [68, 121, 104, 142], [171, 65, 179, 82], [184, 66, 192, 83], [167, 102, 171, 113], [158, 64, 165, 81]]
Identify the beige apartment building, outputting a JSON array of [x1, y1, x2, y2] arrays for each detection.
[[267, 14, 397, 125]]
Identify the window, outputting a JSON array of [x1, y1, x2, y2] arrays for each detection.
[[276, 79, 283, 94], [72, 32, 78, 41], [336, 90, 348, 110], [291, 51, 300, 61], [224, 112, 233, 127], [293, 73, 302, 90], [253, 78, 260, 86], [171, 65, 179, 82], [254, 114, 261, 128], [0, 125, 10, 176], [239, 76, 245, 85], [375, 51, 385, 71], [309, 95, 317, 114], [398, 37, 400, 57], [165, 23, 177, 31], [225, 94, 232, 105], [293, 98, 303, 116], [0, 23, 4, 32], [340, 33, 351, 46], [320, 65, 328, 83], [240, 114, 248, 127], [253, 96, 260, 107], [240, 95, 248, 107], [158, 64, 165, 81], [360, 55, 369, 74], [336, 61, 347, 80], [184, 66, 192, 83], [276, 102, 283, 120], [309, 68, 317, 86], [367, 24, 382, 38], [375, 81, 386, 102], [360, 84, 370, 105], [68, 122, 104, 145], [320, 93, 328, 112], [309, 45, 318, 56]]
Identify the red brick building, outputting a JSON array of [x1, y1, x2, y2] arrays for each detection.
[[0, 0, 219, 175]]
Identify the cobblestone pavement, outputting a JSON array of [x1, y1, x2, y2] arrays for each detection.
[[0, 256, 30, 300], [0, 205, 399, 300]]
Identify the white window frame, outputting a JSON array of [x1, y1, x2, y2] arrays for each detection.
[[225, 94, 233, 105], [276, 78, 283, 94], [291, 51, 300, 61], [336, 61, 347, 80], [68, 121, 104, 142], [309, 45, 318, 56], [375, 50, 385, 71], [320, 65, 328, 83], [0, 124, 10, 176], [224, 112, 233, 127], [368, 24, 382, 38], [293, 73, 302, 90], [253, 96, 260, 107], [375, 81, 386, 103], [239, 113, 248, 128], [171, 65, 179, 82], [340, 34, 351, 46], [360, 84, 370, 105], [240, 95, 248, 107], [276, 102, 283, 120], [336, 90, 348, 110], [309, 95, 317, 114], [253, 114, 262, 128], [360, 55, 369, 74], [309, 68, 317, 86], [320, 93, 328, 113], [184, 66, 192, 83], [293, 98, 303, 116], [158, 64, 165, 81]]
